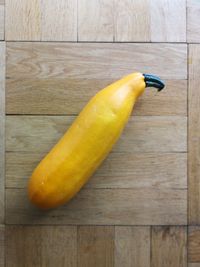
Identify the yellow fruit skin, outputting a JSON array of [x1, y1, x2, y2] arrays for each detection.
[[28, 72, 146, 209]]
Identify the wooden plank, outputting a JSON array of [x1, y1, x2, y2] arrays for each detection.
[[114, 0, 150, 42], [189, 264, 200, 267], [0, 5, 4, 40], [189, 45, 200, 224], [0, 226, 4, 267], [78, 0, 114, 41], [134, 80, 187, 116], [115, 226, 150, 267], [151, 227, 187, 267], [6, 152, 187, 190], [187, 0, 200, 43], [78, 226, 114, 267], [6, 188, 187, 225], [0, 43, 4, 115], [6, 47, 187, 115], [0, 43, 5, 224], [41, 0, 77, 41], [5, 0, 41, 41], [188, 227, 200, 262], [6, 116, 184, 155], [5, 0, 77, 41], [6, 42, 187, 114], [6, 226, 77, 267], [6, 42, 187, 88], [0, 117, 4, 222], [6, 115, 187, 154], [150, 0, 186, 42], [6, 78, 187, 116]]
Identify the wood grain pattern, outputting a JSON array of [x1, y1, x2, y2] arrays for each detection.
[[189, 45, 200, 224], [0, 115, 3, 221], [0, 5, 4, 40], [6, 116, 187, 154], [6, 152, 187, 190], [0, 43, 5, 115], [78, 0, 114, 41], [41, 0, 77, 41], [0, 226, 4, 267], [5, 0, 77, 41], [6, 188, 187, 225], [187, 0, 200, 43], [134, 80, 187, 116], [1, 0, 197, 265], [0, 43, 5, 224], [151, 227, 187, 267], [115, 0, 186, 42], [6, 43, 187, 115], [150, 0, 186, 42], [115, 226, 150, 267], [6, 226, 77, 267], [114, 0, 150, 42], [189, 227, 200, 262], [6, 42, 187, 86], [5, 0, 188, 42], [6, 76, 187, 116], [78, 226, 114, 267], [5, 0, 41, 41]]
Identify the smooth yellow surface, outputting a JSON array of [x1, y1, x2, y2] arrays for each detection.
[[28, 72, 146, 209]]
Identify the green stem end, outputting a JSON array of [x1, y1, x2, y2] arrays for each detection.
[[143, 74, 165, 91]]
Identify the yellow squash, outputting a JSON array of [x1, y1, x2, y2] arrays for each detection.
[[28, 72, 164, 209]]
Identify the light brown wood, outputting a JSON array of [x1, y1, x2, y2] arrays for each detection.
[[151, 227, 187, 267], [41, 0, 77, 41], [0, 5, 4, 40], [6, 115, 187, 154], [5, 0, 77, 41], [6, 226, 77, 267], [5, 114, 187, 227], [134, 80, 187, 116], [114, 0, 150, 42], [0, 226, 4, 267], [5, 0, 41, 41], [1, 0, 198, 264], [78, 0, 114, 41], [0, 43, 5, 224], [6, 152, 187, 190], [0, 42, 5, 115], [150, 0, 186, 42], [6, 187, 187, 225], [5, 0, 188, 42], [6, 43, 187, 115], [6, 76, 187, 116], [189, 44, 200, 224], [0, 115, 4, 222], [187, 0, 200, 43], [6, 43, 187, 89], [78, 226, 114, 267], [115, 0, 186, 42], [189, 227, 200, 262], [115, 226, 150, 267], [2, 3, 193, 263]]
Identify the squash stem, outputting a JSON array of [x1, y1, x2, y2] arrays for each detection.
[[143, 74, 165, 91]]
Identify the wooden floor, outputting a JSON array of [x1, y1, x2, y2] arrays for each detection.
[[1, 0, 200, 266]]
